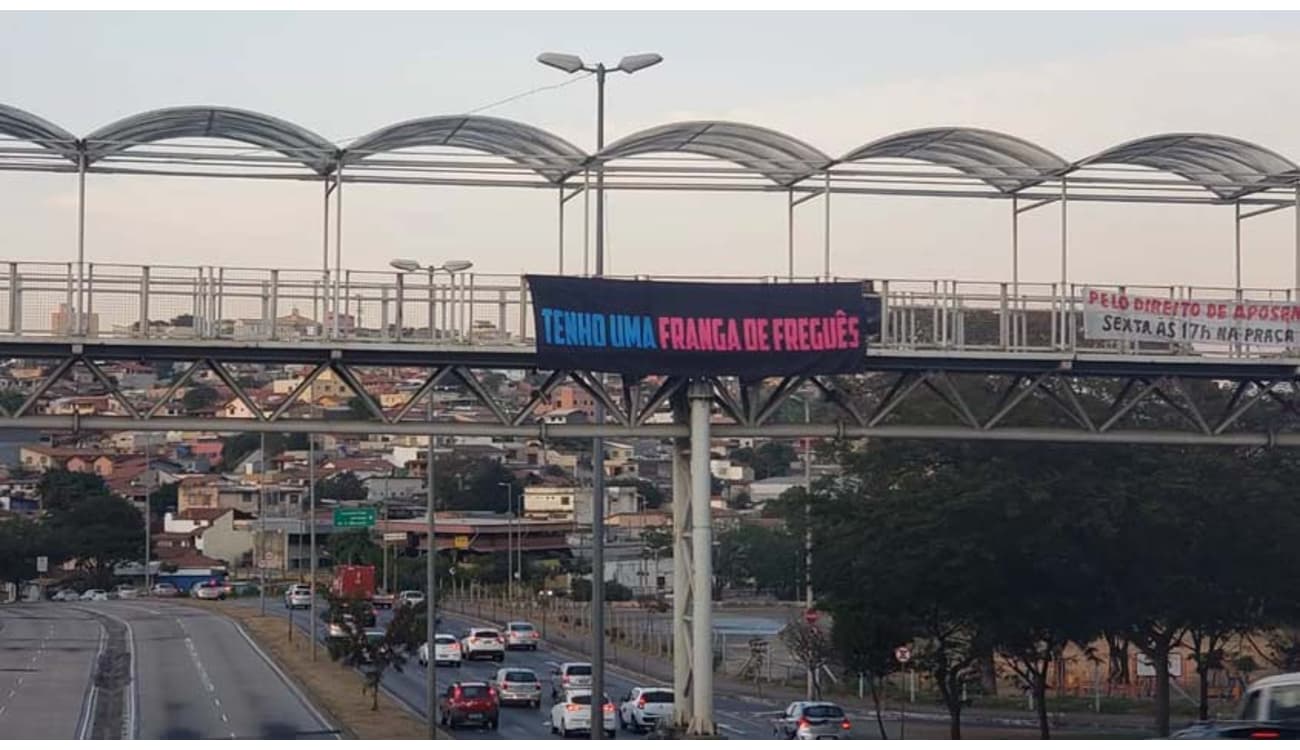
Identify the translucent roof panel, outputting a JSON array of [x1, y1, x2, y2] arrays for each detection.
[[1077, 133, 1299, 200], [0, 103, 78, 162], [83, 106, 337, 174], [841, 127, 1068, 193], [595, 121, 832, 186], [341, 115, 584, 183]]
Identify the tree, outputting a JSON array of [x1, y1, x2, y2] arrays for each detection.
[[219, 432, 307, 472], [831, 607, 907, 739], [47, 494, 144, 588], [0, 517, 62, 588], [345, 396, 372, 421], [37, 470, 114, 513], [181, 385, 219, 412], [0, 389, 25, 415], [780, 618, 835, 699], [726, 490, 752, 511], [326, 595, 422, 710], [606, 477, 664, 510], [328, 528, 381, 566], [730, 441, 798, 480], [317, 471, 369, 501], [433, 457, 520, 514], [148, 482, 179, 516], [715, 524, 800, 600]]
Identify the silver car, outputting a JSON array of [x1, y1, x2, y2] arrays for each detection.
[[774, 701, 852, 740], [504, 621, 540, 650], [550, 662, 592, 699], [491, 667, 542, 707]]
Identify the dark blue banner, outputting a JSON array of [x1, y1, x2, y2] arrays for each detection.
[[526, 276, 878, 377]]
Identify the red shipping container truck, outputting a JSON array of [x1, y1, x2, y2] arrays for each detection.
[[331, 564, 376, 600]]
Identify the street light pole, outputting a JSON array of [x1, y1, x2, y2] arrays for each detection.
[[537, 52, 662, 739], [425, 396, 438, 739], [309, 433, 317, 662]]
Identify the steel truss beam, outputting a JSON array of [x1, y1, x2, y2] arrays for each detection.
[[5, 351, 1300, 446]]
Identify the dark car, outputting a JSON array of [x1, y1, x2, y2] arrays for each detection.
[[440, 681, 499, 730]]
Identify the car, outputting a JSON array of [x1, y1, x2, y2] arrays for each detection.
[[80, 589, 108, 601], [225, 580, 260, 597], [460, 628, 505, 661], [114, 584, 139, 599], [150, 582, 180, 598], [550, 662, 593, 699], [439, 681, 499, 730], [418, 633, 463, 667], [490, 667, 542, 707], [773, 701, 852, 740], [398, 590, 426, 608], [618, 687, 674, 732], [191, 580, 226, 600], [51, 589, 80, 602], [503, 621, 540, 650], [550, 689, 616, 738], [284, 584, 312, 609], [323, 605, 378, 640], [1172, 672, 1300, 738]]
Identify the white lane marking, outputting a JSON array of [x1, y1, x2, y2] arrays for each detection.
[[221, 713, 230, 723], [0, 705, 6, 716], [183, 636, 217, 695]]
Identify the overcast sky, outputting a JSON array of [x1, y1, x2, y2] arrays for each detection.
[[4, 11, 1300, 289]]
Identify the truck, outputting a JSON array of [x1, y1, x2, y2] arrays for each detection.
[[330, 564, 376, 601], [1172, 672, 1300, 739]]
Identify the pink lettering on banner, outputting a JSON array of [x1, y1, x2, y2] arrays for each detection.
[[658, 317, 672, 349], [757, 319, 771, 351]]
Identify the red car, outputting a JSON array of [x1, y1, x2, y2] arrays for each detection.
[[439, 681, 500, 730]]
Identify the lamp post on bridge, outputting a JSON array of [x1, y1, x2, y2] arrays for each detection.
[[538, 50, 663, 740], [390, 257, 473, 740]]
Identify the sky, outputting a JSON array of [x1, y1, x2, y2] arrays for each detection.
[[5, 11, 1300, 289]]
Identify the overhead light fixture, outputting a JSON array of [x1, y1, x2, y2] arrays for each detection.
[[537, 52, 585, 74], [389, 259, 422, 273], [617, 53, 663, 74], [441, 260, 474, 273]]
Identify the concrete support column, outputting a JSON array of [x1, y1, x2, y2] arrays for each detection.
[[687, 380, 716, 736]]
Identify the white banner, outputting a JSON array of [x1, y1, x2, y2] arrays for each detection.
[[1083, 287, 1300, 346]]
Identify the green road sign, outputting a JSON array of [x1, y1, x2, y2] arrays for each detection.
[[333, 507, 377, 528]]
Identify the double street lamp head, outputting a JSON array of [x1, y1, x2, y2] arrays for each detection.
[[388, 258, 474, 274], [537, 51, 663, 75]]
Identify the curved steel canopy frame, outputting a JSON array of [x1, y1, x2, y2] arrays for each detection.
[[3, 100, 1300, 321]]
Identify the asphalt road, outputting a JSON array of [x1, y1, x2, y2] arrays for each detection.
[[0, 604, 102, 739], [242, 595, 783, 741], [82, 600, 337, 740]]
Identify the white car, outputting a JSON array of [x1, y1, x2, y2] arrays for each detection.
[[51, 589, 80, 602], [191, 581, 225, 600], [550, 662, 592, 699], [618, 687, 674, 732], [80, 589, 108, 601], [284, 584, 312, 609], [114, 584, 139, 599], [550, 689, 616, 738], [418, 633, 463, 667], [398, 590, 426, 608], [504, 621, 540, 650], [460, 628, 505, 661]]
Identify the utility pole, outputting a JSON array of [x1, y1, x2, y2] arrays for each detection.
[[259, 432, 267, 616], [425, 398, 438, 739], [802, 398, 814, 700], [309, 434, 317, 661], [144, 433, 152, 595]]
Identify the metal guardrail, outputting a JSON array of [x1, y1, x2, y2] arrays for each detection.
[[0, 261, 1294, 360]]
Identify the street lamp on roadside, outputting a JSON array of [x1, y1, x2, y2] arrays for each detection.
[[538, 52, 662, 739]]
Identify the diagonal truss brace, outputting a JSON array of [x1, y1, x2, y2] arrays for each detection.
[[568, 370, 629, 426], [80, 357, 142, 420], [452, 367, 512, 426], [511, 370, 566, 426]]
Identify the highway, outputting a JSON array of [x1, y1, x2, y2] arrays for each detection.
[[246, 596, 781, 741], [0, 604, 101, 739], [0, 600, 337, 741]]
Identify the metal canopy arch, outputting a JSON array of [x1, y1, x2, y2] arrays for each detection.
[[1076, 133, 1299, 200], [82, 106, 337, 174], [593, 120, 832, 187], [341, 114, 586, 184], [0, 103, 79, 163], [840, 126, 1069, 194]]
